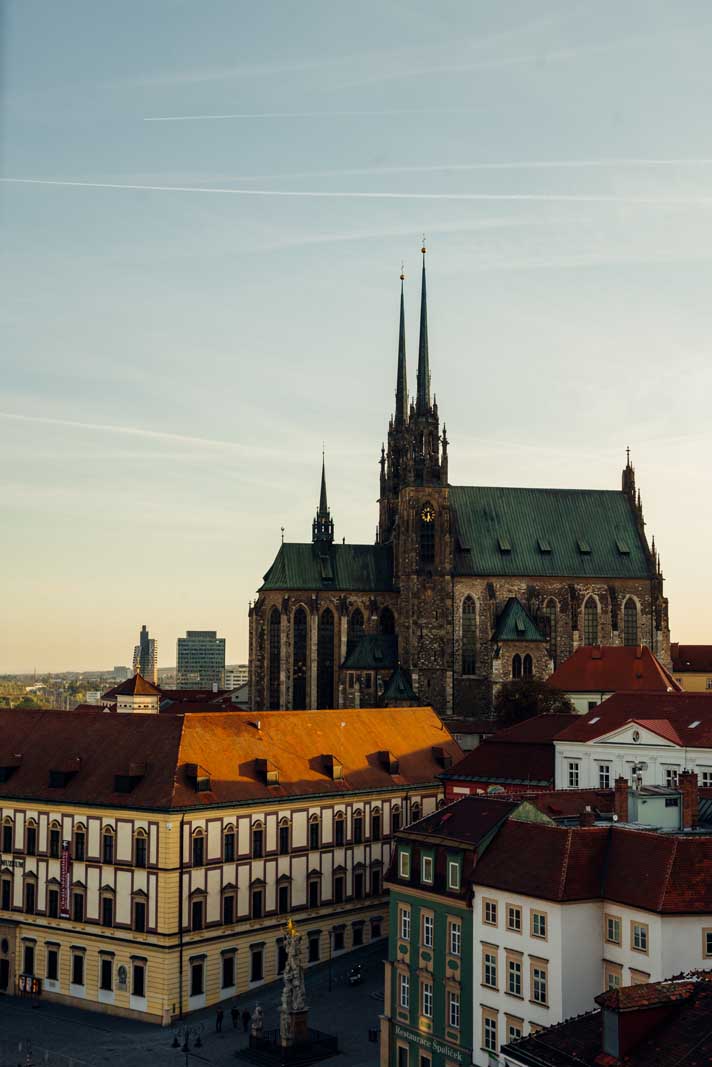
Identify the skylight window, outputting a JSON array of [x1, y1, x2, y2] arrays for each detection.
[[689, 720, 702, 729], [589, 717, 600, 725], [497, 535, 512, 554], [616, 538, 630, 556], [537, 538, 552, 554], [577, 539, 592, 555]]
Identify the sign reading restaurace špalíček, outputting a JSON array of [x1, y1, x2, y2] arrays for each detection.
[[393, 1024, 471, 1064]]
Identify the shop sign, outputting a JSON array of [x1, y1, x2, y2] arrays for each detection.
[[393, 1024, 470, 1064]]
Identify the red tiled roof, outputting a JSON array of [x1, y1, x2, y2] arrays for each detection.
[[404, 794, 521, 846], [0, 706, 460, 810], [595, 981, 695, 1012], [555, 692, 712, 746], [102, 673, 161, 698], [548, 645, 681, 694], [444, 740, 555, 785], [519, 788, 615, 819], [489, 713, 581, 743], [672, 643, 712, 673]]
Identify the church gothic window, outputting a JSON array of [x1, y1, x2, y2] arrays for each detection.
[[461, 596, 477, 675], [623, 598, 638, 646], [292, 607, 307, 710], [512, 654, 522, 680], [523, 653, 533, 678], [317, 608, 335, 709], [545, 599, 558, 665], [379, 607, 395, 636], [348, 609, 365, 654], [268, 607, 281, 710], [583, 597, 599, 645], [419, 502, 436, 566]]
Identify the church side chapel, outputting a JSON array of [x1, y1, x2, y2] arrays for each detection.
[[248, 249, 669, 718]]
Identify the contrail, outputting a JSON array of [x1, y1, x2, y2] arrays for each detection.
[[144, 108, 478, 121], [4, 177, 712, 206]]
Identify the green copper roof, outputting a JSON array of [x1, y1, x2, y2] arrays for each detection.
[[260, 543, 394, 592], [342, 634, 398, 670], [493, 597, 546, 642], [451, 486, 651, 579], [381, 664, 418, 703]]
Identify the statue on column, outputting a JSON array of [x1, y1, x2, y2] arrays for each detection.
[[279, 918, 309, 1047]]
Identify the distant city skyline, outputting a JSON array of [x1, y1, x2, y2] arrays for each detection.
[[4, 1, 712, 671]]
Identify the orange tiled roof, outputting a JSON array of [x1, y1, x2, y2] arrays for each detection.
[[547, 645, 681, 694]]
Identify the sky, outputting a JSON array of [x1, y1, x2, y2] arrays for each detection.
[[2, 1, 712, 673]]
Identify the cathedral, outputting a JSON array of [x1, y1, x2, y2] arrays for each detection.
[[248, 250, 670, 718]]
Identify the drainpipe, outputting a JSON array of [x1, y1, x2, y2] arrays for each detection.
[[178, 813, 185, 1020]]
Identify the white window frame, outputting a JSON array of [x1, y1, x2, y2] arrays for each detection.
[[483, 1015, 497, 1052], [598, 763, 611, 788], [567, 760, 580, 788], [448, 990, 460, 1029], [399, 971, 410, 1009], [532, 965, 548, 1005], [449, 920, 461, 957], [422, 981, 433, 1018], [399, 850, 410, 879], [421, 855, 433, 884], [400, 907, 411, 941], [447, 860, 460, 890], [423, 914, 434, 948]]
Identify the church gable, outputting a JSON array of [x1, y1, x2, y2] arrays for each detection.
[[451, 485, 651, 579]]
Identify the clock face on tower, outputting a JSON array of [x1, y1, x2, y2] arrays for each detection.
[[421, 503, 435, 523]]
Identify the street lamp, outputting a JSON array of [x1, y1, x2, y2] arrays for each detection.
[[170, 1023, 205, 1065]]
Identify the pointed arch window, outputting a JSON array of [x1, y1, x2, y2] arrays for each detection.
[[317, 608, 335, 709], [583, 597, 599, 645], [419, 502, 436, 566], [623, 598, 638, 646], [268, 607, 281, 710], [512, 654, 522, 680], [292, 607, 308, 711], [348, 609, 365, 654], [379, 607, 395, 636], [523, 654, 533, 678], [461, 596, 477, 675], [545, 599, 558, 665]]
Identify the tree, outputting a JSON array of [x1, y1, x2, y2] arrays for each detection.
[[15, 696, 41, 709], [493, 678, 573, 729]]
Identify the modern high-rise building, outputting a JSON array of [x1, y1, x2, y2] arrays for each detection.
[[176, 630, 226, 689], [132, 625, 158, 685]]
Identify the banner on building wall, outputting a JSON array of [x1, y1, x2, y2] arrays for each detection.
[[59, 840, 71, 918]]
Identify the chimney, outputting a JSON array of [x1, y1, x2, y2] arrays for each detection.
[[580, 805, 596, 828], [614, 777, 628, 823], [678, 769, 699, 829]]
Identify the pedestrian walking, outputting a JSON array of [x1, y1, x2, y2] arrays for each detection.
[[216, 1006, 224, 1032], [231, 1004, 239, 1029], [242, 1008, 251, 1032]]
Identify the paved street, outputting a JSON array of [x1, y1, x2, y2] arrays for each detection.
[[0, 942, 385, 1067]]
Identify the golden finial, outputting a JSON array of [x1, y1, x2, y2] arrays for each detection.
[[287, 918, 298, 938], [421, 234, 427, 255], [400, 260, 405, 281]]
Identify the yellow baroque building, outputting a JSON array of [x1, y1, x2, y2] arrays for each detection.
[[0, 705, 459, 1024]]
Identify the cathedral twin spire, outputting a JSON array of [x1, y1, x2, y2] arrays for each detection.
[[395, 246, 432, 421]]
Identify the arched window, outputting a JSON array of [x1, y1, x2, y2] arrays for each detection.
[[134, 829, 147, 869], [523, 654, 533, 678], [348, 609, 365, 654], [623, 599, 638, 646], [191, 830, 204, 867], [2, 818, 13, 855], [410, 802, 421, 824], [379, 607, 395, 635], [223, 825, 235, 862], [392, 805, 401, 833], [353, 810, 363, 844], [24, 874, 37, 915], [317, 608, 335, 709], [512, 654, 522, 679], [251, 822, 264, 859], [73, 824, 86, 861], [461, 596, 477, 675], [49, 821, 61, 858], [419, 502, 436, 566], [583, 597, 599, 645], [334, 812, 345, 846], [102, 828, 114, 865], [268, 607, 281, 710], [292, 607, 308, 710], [308, 815, 320, 851], [371, 808, 382, 841], [25, 820, 37, 857], [278, 818, 290, 855], [545, 599, 558, 665]]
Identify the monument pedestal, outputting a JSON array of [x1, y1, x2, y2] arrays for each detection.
[[280, 1009, 309, 1048]]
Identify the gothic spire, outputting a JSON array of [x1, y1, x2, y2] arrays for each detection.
[[319, 452, 328, 515], [395, 269, 408, 425], [312, 452, 334, 544], [416, 243, 431, 415]]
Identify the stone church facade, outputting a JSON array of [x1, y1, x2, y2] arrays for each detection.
[[249, 252, 670, 718]]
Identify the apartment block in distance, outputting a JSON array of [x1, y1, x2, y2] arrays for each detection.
[[176, 630, 226, 690]]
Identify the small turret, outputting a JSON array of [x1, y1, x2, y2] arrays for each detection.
[[622, 446, 636, 499]]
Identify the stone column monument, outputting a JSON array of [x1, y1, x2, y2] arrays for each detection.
[[279, 919, 309, 1048]]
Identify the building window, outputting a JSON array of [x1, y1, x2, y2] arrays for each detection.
[[448, 860, 461, 891], [605, 963, 622, 990], [583, 597, 599, 645], [347, 609, 365, 654], [422, 981, 433, 1018], [507, 1020, 523, 1042], [334, 814, 345, 847], [333, 874, 345, 904], [223, 827, 235, 862], [623, 598, 638, 646], [449, 920, 461, 957], [279, 820, 290, 855], [372, 809, 382, 841], [268, 606, 282, 711], [397, 1047, 408, 1067], [22, 943, 34, 976], [353, 870, 364, 899], [277, 942, 288, 973], [1, 877, 11, 911], [483, 899, 497, 926], [190, 960, 204, 997], [133, 962, 145, 999], [546, 599, 558, 664], [251, 887, 264, 919], [392, 806, 401, 833], [400, 907, 411, 942], [292, 606, 308, 710], [277, 881, 290, 914], [531, 911, 547, 939], [410, 802, 421, 824], [632, 922, 649, 953], [47, 824, 60, 856], [399, 971, 409, 1009], [599, 763, 611, 788], [46, 948, 59, 982], [308, 878, 320, 909], [222, 954, 235, 989], [380, 606, 396, 636], [102, 829, 114, 865], [352, 922, 364, 947], [507, 905, 522, 932], [523, 653, 533, 677], [317, 607, 335, 709], [252, 823, 264, 858], [2, 820, 12, 854], [462, 596, 477, 675], [24, 880, 36, 915], [507, 957, 522, 997], [72, 891, 84, 922], [482, 1011, 498, 1052], [250, 947, 264, 983], [191, 898, 204, 931], [448, 990, 460, 1029], [71, 953, 84, 987], [567, 761, 580, 788], [371, 867, 382, 896], [665, 768, 679, 788], [421, 855, 433, 884], [192, 832, 204, 867], [47, 888, 59, 918], [101, 895, 114, 928], [309, 816, 320, 851], [700, 770, 712, 787], [399, 850, 411, 879], [73, 826, 85, 861], [133, 898, 147, 932], [26, 822, 37, 857], [222, 893, 235, 925], [353, 811, 363, 844], [100, 957, 113, 991], [419, 504, 436, 566], [308, 932, 320, 963], [532, 963, 548, 1005], [605, 914, 621, 945], [483, 948, 498, 988], [134, 831, 147, 868], [703, 929, 712, 958], [422, 914, 434, 948], [512, 654, 522, 680]]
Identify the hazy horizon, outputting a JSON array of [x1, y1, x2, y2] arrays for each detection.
[[3, 1, 712, 672]]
